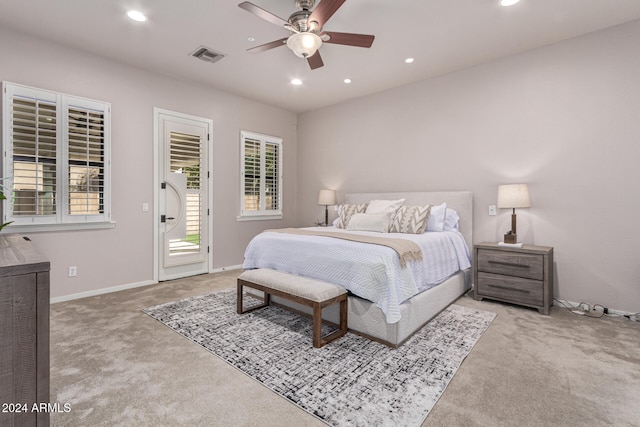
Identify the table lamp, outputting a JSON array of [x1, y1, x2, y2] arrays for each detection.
[[318, 189, 336, 227], [497, 184, 530, 244]]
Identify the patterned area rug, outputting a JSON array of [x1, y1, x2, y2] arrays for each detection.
[[143, 289, 496, 427]]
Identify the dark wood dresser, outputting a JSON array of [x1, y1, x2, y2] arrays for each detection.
[[0, 234, 50, 426], [473, 242, 554, 314]]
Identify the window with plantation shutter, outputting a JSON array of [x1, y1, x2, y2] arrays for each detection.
[[2, 82, 111, 230], [239, 131, 282, 220]]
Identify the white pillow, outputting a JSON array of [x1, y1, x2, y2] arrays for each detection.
[[332, 204, 343, 226], [346, 213, 390, 233], [365, 198, 405, 215], [426, 202, 447, 232], [365, 199, 404, 231], [444, 208, 460, 231]]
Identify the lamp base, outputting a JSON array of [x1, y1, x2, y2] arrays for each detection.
[[503, 233, 517, 244]]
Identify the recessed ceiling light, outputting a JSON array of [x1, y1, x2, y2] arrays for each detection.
[[291, 78, 302, 86], [500, 0, 520, 6], [344, 78, 352, 84], [248, 37, 255, 42], [405, 58, 414, 64], [127, 10, 147, 22]]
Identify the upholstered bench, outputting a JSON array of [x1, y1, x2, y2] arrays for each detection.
[[237, 269, 348, 348]]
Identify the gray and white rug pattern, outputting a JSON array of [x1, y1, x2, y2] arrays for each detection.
[[144, 289, 495, 427]]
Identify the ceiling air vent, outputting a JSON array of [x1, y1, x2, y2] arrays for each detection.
[[190, 46, 225, 64]]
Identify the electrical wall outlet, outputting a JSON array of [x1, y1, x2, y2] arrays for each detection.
[[68, 266, 77, 277]]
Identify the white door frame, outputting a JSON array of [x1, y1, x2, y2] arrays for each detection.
[[153, 108, 213, 282]]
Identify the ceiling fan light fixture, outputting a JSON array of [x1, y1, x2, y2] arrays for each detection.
[[287, 32, 322, 58]]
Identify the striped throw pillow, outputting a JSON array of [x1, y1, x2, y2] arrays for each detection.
[[389, 205, 431, 234]]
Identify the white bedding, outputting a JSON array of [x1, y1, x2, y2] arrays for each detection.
[[242, 226, 471, 324]]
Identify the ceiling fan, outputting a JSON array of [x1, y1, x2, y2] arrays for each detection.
[[238, 0, 375, 70]]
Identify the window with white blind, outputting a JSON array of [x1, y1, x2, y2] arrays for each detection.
[[2, 82, 111, 230], [239, 131, 282, 220]]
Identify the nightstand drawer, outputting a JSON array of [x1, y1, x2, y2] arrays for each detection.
[[477, 249, 543, 281], [477, 272, 543, 306]]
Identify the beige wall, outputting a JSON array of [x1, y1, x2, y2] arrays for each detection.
[[296, 20, 640, 313], [3, 19, 639, 311], [0, 27, 298, 299]]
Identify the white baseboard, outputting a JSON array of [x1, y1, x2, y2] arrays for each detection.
[[210, 264, 243, 273], [51, 279, 157, 304], [50, 264, 243, 304]]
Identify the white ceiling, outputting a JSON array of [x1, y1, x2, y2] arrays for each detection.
[[1, 0, 640, 113]]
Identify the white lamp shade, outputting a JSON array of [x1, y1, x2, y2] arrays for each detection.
[[318, 189, 336, 206], [497, 184, 531, 209], [287, 32, 322, 58]]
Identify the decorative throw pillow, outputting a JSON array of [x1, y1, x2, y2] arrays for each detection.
[[443, 208, 460, 231], [365, 198, 405, 231], [365, 198, 405, 215], [346, 213, 390, 233], [335, 203, 368, 229], [390, 205, 431, 234], [426, 202, 447, 232]]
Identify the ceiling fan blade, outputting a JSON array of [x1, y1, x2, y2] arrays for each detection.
[[322, 31, 375, 48], [238, 1, 289, 28], [307, 51, 324, 70], [247, 38, 288, 53], [308, 0, 346, 29]]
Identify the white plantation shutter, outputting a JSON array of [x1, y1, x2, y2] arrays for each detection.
[[67, 105, 106, 216], [10, 96, 58, 217], [264, 142, 279, 211], [2, 82, 111, 229], [243, 137, 261, 212], [240, 131, 282, 219]]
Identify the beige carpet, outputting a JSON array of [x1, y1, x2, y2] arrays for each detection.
[[50, 270, 640, 426]]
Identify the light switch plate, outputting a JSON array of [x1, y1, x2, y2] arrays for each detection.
[[489, 205, 497, 216]]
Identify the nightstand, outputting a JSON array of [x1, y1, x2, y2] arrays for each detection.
[[473, 242, 554, 314]]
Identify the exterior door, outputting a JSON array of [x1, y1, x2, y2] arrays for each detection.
[[156, 110, 211, 281]]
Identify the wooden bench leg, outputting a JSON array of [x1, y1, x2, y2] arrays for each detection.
[[236, 281, 243, 314], [237, 279, 270, 314], [312, 303, 322, 348], [313, 295, 348, 348], [339, 297, 348, 334]]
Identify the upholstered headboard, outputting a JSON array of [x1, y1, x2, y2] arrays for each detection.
[[344, 191, 473, 250]]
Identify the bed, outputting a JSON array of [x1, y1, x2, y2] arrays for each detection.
[[242, 191, 473, 347]]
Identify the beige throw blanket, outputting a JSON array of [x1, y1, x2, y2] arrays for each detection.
[[266, 228, 423, 267]]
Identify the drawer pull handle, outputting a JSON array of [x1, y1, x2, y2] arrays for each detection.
[[488, 260, 530, 268], [488, 283, 530, 294]]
